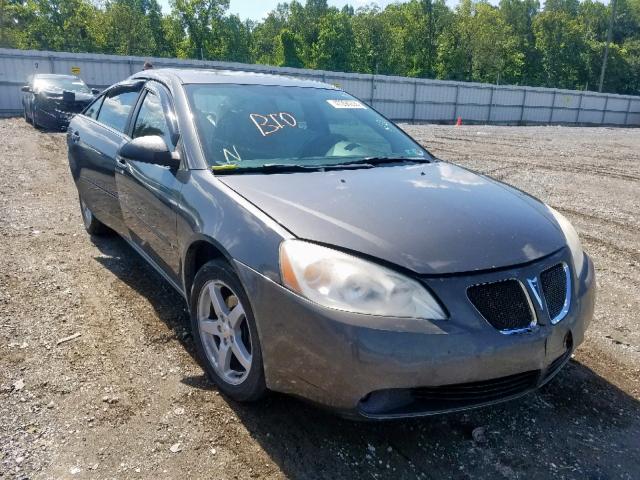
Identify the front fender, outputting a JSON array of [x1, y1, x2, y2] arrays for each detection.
[[176, 170, 293, 296]]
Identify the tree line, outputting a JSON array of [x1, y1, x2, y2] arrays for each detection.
[[1, 0, 639, 95]]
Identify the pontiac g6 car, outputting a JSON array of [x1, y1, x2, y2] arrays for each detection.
[[66, 69, 595, 419]]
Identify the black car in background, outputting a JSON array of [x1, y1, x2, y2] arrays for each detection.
[[22, 74, 98, 131]]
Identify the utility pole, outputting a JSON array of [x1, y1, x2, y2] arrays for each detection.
[[599, 0, 617, 93]]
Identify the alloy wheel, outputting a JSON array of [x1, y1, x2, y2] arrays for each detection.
[[197, 280, 253, 385]]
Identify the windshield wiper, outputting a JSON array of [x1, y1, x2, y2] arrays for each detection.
[[355, 156, 432, 165], [212, 162, 375, 175], [212, 157, 432, 175]]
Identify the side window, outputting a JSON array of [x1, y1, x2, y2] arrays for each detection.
[[83, 96, 104, 120], [132, 91, 174, 149], [96, 91, 140, 133]]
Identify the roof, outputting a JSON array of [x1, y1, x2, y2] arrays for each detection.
[[132, 68, 335, 89]]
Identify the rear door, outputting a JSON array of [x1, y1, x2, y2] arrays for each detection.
[[115, 81, 183, 282], [68, 84, 142, 235]]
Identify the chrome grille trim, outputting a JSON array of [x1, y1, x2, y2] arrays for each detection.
[[503, 281, 538, 334], [542, 262, 572, 325], [467, 279, 538, 335]]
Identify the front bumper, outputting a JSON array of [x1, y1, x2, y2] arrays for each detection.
[[235, 250, 596, 419], [36, 102, 86, 131], [36, 107, 72, 130]]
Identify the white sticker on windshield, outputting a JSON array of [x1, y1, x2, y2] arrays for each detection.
[[326, 99, 366, 109]]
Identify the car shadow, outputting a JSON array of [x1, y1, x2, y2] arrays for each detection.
[[90, 234, 640, 479]]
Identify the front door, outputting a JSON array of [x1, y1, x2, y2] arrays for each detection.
[[115, 82, 184, 283]]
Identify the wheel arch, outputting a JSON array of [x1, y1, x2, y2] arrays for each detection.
[[182, 236, 235, 301]]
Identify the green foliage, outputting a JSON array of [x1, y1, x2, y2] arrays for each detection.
[[2, 0, 639, 94], [13, 0, 101, 52], [171, 0, 229, 59], [500, 0, 541, 84], [251, 6, 288, 65], [533, 10, 588, 89], [212, 14, 253, 62], [437, 0, 523, 84], [277, 28, 304, 68], [350, 5, 387, 73], [620, 39, 640, 93], [312, 10, 353, 71], [545, 0, 581, 15], [100, 1, 156, 56]]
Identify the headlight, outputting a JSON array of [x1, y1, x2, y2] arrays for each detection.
[[279, 240, 446, 319], [548, 207, 584, 275]]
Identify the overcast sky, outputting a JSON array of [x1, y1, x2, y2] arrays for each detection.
[[158, 1, 432, 20], [157, 0, 610, 19], [226, 0, 401, 20]]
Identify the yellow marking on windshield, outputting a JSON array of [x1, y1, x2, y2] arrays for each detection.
[[212, 164, 238, 171]]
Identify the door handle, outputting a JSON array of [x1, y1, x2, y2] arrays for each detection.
[[116, 155, 127, 173], [71, 131, 80, 143]]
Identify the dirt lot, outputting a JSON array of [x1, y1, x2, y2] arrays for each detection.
[[1, 118, 639, 480]]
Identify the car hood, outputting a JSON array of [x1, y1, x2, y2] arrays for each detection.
[[40, 90, 93, 101], [218, 162, 566, 275]]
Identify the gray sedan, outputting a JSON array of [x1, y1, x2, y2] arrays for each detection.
[[66, 69, 595, 419]]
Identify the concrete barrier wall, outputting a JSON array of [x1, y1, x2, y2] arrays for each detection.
[[1, 48, 639, 126]]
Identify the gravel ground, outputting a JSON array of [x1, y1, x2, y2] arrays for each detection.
[[1, 118, 639, 480]]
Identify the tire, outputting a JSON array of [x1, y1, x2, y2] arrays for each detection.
[[79, 195, 109, 235], [190, 259, 266, 402], [32, 107, 39, 129]]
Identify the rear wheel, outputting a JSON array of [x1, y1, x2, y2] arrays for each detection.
[[79, 196, 108, 235], [190, 260, 266, 401]]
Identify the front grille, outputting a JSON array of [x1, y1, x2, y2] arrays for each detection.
[[359, 371, 540, 416], [467, 279, 534, 332], [53, 98, 89, 114], [540, 263, 569, 323]]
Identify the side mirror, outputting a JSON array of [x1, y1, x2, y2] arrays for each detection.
[[118, 136, 180, 169], [91, 88, 100, 95], [21, 85, 32, 93]]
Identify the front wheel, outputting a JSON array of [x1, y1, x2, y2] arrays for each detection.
[[31, 106, 40, 129], [190, 260, 266, 401]]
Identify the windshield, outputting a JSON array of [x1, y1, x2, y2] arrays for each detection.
[[186, 85, 430, 171], [35, 76, 90, 94]]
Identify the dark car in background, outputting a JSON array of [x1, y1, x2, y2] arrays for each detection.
[[66, 69, 595, 419], [22, 74, 98, 131]]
